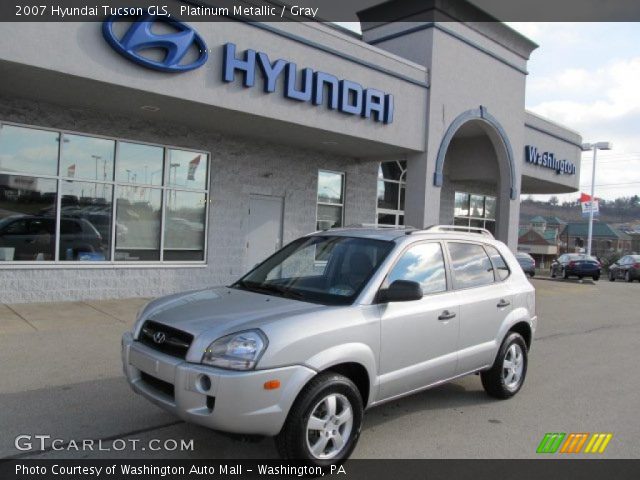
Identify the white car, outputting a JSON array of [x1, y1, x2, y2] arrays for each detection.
[[122, 225, 536, 464]]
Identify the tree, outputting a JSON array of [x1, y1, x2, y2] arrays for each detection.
[[549, 196, 559, 206]]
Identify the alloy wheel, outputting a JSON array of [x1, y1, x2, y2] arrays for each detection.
[[305, 393, 354, 460], [502, 343, 524, 391]]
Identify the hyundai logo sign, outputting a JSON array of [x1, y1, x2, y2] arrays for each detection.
[[102, 14, 208, 72], [152, 331, 167, 344]]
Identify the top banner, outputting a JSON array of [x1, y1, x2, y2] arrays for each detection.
[[2, 0, 640, 22]]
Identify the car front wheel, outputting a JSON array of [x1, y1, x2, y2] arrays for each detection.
[[275, 372, 363, 465], [609, 271, 615, 281], [481, 332, 528, 399], [626, 271, 632, 283]]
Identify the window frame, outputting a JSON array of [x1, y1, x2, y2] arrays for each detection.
[[0, 120, 211, 268], [316, 169, 345, 231], [483, 244, 511, 282], [453, 191, 497, 233]]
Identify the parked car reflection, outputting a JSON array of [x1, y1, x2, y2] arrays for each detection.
[[0, 214, 105, 261]]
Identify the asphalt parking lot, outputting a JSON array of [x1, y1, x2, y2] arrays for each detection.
[[1, 277, 639, 459]]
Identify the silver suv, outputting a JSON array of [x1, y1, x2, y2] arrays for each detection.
[[122, 226, 536, 463]]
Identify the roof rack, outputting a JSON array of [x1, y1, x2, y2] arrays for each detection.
[[407, 225, 494, 238], [334, 224, 416, 230]]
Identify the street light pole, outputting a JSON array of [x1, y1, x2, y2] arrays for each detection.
[[581, 141, 613, 257]]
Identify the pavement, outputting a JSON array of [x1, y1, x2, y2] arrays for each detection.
[[0, 278, 639, 459]]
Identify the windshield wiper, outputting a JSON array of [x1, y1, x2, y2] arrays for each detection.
[[257, 283, 304, 300]]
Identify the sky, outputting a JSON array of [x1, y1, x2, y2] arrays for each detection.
[[336, 21, 640, 202], [509, 22, 640, 202]]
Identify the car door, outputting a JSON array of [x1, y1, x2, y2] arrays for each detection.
[[377, 241, 460, 400], [446, 242, 514, 374]]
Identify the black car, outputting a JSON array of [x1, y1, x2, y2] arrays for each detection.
[[608, 255, 640, 283], [515, 252, 536, 277], [550, 253, 601, 281]]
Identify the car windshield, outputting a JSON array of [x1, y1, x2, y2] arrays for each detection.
[[232, 235, 394, 306]]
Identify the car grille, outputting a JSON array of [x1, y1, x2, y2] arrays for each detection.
[[138, 320, 193, 359]]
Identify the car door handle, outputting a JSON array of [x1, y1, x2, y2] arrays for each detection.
[[438, 310, 456, 321], [497, 299, 511, 308]]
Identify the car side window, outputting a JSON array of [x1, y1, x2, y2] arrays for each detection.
[[387, 242, 447, 295], [448, 242, 495, 289], [485, 245, 510, 281], [3, 219, 28, 235]]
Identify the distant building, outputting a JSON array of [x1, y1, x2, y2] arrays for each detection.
[[517, 216, 565, 268], [559, 222, 632, 258]]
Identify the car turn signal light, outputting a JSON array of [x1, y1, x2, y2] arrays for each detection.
[[264, 380, 281, 390]]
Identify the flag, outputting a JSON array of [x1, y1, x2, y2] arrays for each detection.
[[187, 155, 201, 181], [67, 164, 76, 177]]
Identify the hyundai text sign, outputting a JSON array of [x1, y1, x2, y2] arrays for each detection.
[[525, 145, 576, 175], [102, 15, 394, 124]]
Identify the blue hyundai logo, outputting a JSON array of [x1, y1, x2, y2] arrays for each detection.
[[102, 14, 208, 72]]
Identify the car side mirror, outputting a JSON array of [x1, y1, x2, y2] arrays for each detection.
[[379, 280, 423, 303]]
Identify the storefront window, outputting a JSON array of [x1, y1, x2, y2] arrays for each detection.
[[0, 121, 209, 264], [0, 124, 59, 176], [317, 171, 344, 230], [453, 191, 497, 233], [164, 190, 207, 261], [0, 174, 57, 261], [376, 160, 406, 226]]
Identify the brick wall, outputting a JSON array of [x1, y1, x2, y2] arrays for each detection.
[[0, 97, 378, 302]]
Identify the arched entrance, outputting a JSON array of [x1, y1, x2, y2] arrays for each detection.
[[433, 107, 516, 243]]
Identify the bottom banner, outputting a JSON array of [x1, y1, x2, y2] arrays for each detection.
[[1, 459, 639, 480]]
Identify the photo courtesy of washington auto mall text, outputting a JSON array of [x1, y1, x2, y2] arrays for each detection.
[[1, 0, 640, 479]]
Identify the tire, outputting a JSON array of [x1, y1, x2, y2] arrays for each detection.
[[275, 372, 363, 465], [563, 268, 569, 279], [550, 268, 556, 278], [625, 271, 632, 283], [609, 271, 615, 282], [529, 271, 535, 278], [481, 332, 528, 399], [593, 275, 599, 281]]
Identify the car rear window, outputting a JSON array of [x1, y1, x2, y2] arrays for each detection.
[[448, 242, 495, 289]]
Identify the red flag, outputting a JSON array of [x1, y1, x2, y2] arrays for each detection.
[[67, 164, 76, 178], [187, 155, 201, 181], [580, 192, 599, 203]]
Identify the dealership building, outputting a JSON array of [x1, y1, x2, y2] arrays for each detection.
[[0, 0, 582, 302]]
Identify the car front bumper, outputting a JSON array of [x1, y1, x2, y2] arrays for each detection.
[[122, 332, 316, 436]]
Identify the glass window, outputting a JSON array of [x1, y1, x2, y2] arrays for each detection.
[[236, 236, 393, 306], [0, 123, 209, 265], [59, 180, 112, 261], [448, 242, 495, 289], [485, 245, 510, 281], [377, 181, 399, 210], [470, 194, 485, 218], [166, 149, 208, 190], [377, 213, 395, 226], [0, 174, 58, 261], [0, 125, 60, 176], [376, 160, 406, 227], [60, 134, 115, 181], [317, 171, 344, 230], [317, 171, 344, 205], [485, 196, 497, 220], [116, 142, 164, 186], [454, 192, 470, 217], [115, 187, 162, 261], [388, 242, 447, 295], [164, 190, 206, 261]]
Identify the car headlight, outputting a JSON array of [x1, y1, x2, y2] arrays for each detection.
[[202, 330, 268, 370]]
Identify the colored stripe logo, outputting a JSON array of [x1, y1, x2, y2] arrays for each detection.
[[537, 433, 613, 454]]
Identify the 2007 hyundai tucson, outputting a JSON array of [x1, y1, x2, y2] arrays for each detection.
[[122, 225, 536, 464]]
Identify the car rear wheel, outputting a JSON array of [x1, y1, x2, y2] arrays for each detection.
[[626, 271, 632, 283], [593, 275, 599, 281], [609, 271, 615, 282], [563, 268, 569, 279], [481, 332, 528, 399], [275, 372, 363, 465]]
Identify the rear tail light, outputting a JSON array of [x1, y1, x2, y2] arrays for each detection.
[[568, 261, 577, 268], [634, 263, 640, 269]]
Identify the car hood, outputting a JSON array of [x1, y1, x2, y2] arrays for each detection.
[[136, 286, 325, 338]]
